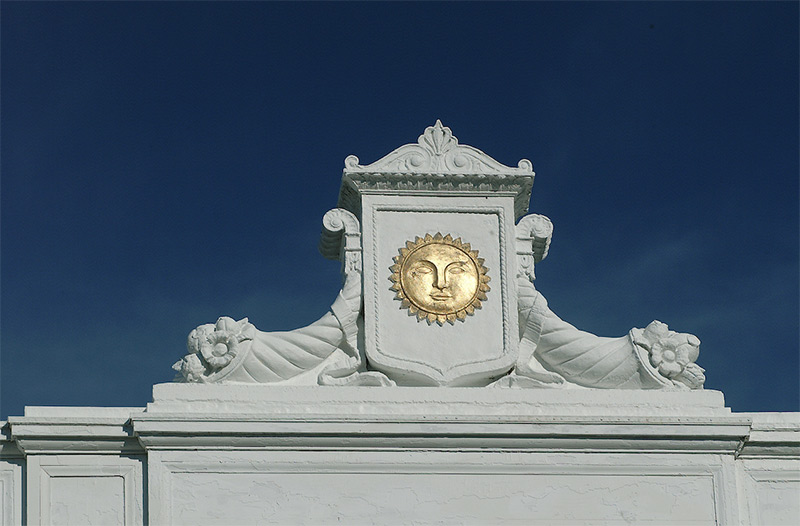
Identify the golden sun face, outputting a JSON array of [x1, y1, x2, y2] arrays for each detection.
[[390, 233, 490, 325]]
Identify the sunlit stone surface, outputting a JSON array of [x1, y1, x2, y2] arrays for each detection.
[[2, 123, 797, 525]]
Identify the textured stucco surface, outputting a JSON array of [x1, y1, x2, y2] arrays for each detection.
[[169, 471, 717, 525], [2, 389, 798, 525]]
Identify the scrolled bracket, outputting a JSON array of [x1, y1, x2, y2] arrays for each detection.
[[515, 213, 553, 281], [319, 208, 362, 278]]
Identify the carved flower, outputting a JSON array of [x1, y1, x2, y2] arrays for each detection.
[[215, 316, 255, 339], [196, 317, 255, 370], [187, 323, 215, 355], [199, 331, 239, 369], [649, 333, 701, 379], [172, 353, 206, 383], [640, 320, 670, 346], [674, 362, 706, 390], [175, 317, 255, 381]]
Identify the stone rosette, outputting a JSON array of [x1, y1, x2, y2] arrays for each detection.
[[173, 317, 255, 382], [632, 320, 706, 389]]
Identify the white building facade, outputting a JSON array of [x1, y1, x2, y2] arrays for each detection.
[[3, 123, 798, 525]]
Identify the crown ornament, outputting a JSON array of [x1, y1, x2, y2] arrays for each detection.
[[344, 120, 533, 174]]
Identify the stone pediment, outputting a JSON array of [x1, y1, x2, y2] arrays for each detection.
[[174, 121, 708, 391], [338, 120, 535, 221]]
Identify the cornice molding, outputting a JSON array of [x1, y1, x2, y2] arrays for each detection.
[[338, 121, 535, 220]]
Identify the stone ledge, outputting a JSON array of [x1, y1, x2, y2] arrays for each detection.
[[6, 408, 145, 455], [4, 388, 798, 459], [128, 384, 753, 454], [737, 412, 800, 458], [132, 415, 751, 454], [149, 383, 731, 417]]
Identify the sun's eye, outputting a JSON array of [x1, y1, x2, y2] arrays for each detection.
[[447, 262, 467, 274], [410, 264, 432, 275]]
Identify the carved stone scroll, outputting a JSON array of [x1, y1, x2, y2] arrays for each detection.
[[173, 208, 394, 386], [173, 122, 705, 391], [515, 213, 553, 283]]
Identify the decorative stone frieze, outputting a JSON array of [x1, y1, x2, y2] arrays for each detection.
[[173, 121, 706, 390]]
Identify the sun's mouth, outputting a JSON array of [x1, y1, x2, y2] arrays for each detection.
[[429, 292, 452, 301]]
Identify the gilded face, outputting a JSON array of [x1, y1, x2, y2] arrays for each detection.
[[402, 243, 480, 315], [390, 233, 490, 325]]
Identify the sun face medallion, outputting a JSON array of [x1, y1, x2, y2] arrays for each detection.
[[389, 233, 491, 325]]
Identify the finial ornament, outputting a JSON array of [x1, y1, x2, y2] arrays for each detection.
[[419, 119, 456, 157], [339, 120, 537, 222], [343, 120, 533, 174]]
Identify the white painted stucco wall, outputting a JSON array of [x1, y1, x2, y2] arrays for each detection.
[[1, 386, 798, 525]]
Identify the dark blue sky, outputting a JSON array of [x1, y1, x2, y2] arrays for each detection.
[[2, 2, 797, 419]]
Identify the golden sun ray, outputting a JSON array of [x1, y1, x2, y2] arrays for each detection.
[[388, 232, 490, 326]]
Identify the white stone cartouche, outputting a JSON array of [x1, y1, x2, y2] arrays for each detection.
[[173, 121, 704, 390]]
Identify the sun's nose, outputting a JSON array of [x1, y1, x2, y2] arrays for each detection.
[[434, 267, 448, 289]]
